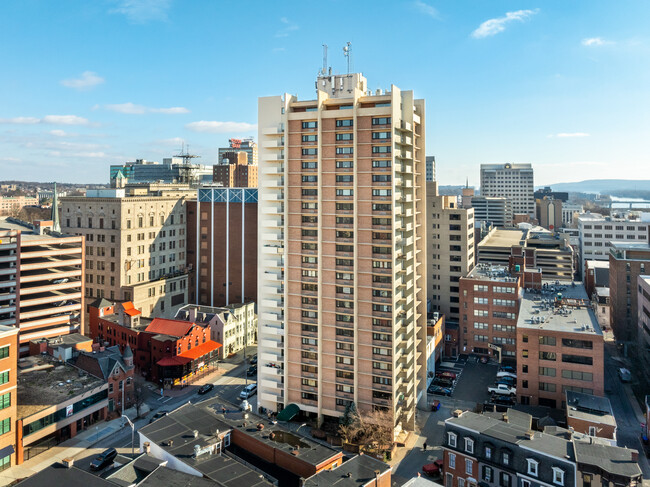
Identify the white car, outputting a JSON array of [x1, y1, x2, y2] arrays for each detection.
[[488, 384, 516, 396], [239, 383, 257, 399], [496, 371, 517, 380]]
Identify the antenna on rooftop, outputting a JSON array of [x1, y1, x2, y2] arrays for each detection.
[[343, 42, 352, 75], [320, 44, 328, 76], [174, 142, 201, 186]]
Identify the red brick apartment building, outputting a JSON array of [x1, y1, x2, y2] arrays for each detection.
[[213, 151, 258, 188], [459, 265, 521, 362], [187, 188, 257, 307], [517, 282, 604, 409], [0, 326, 18, 471], [89, 298, 221, 386]]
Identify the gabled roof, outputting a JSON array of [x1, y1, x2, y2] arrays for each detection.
[[90, 297, 113, 309], [74, 345, 132, 380], [145, 318, 193, 337], [122, 301, 141, 317]]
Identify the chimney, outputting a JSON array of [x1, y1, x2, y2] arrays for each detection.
[[61, 457, 74, 468], [118, 305, 126, 327], [525, 430, 535, 440], [502, 413, 508, 423], [631, 450, 638, 461], [452, 409, 463, 418], [143, 441, 151, 454]]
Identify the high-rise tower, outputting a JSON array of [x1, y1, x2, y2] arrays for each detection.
[[257, 71, 426, 431]]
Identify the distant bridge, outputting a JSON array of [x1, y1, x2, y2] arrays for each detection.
[[595, 199, 650, 209]]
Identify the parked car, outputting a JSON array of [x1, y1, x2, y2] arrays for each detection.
[[496, 371, 517, 379], [488, 384, 516, 396], [422, 459, 444, 478], [90, 448, 117, 471], [249, 355, 258, 365], [433, 378, 454, 388], [239, 383, 257, 399], [491, 395, 516, 406], [198, 383, 214, 395], [149, 410, 169, 424], [52, 278, 69, 284], [495, 376, 516, 387], [619, 368, 631, 383], [247, 365, 257, 376], [428, 385, 452, 396], [499, 365, 516, 374]]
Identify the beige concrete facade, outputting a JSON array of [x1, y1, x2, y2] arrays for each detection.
[[426, 181, 475, 324], [258, 73, 426, 432], [60, 186, 191, 320]]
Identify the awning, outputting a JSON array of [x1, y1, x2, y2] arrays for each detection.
[[0, 444, 15, 457], [157, 356, 191, 367], [276, 403, 300, 422], [178, 340, 222, 361]]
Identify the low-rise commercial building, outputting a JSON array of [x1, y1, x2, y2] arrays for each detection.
[[584, 260, 609, 297], [16, 354, 108, 463], [516, 282, 604, 409], [565, 391, 617, 446], [176, 302, 257, 356], [459, 265, 521, 362]]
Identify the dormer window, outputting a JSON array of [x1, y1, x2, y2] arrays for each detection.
[[448, 432, 457, 448], [502, 452, 510, 465], [464, 437, 474, 454], [485, 446, 492, 459], [552, 467, 564, 486], [527, 459, 539, 476]]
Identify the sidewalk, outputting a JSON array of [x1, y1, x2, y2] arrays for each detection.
[[0, 417, 125, 486]]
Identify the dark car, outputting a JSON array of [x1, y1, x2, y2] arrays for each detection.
[[433, 378, 454, 388], [249, 355, 258, 365], [495, 376, 516, 387], [247, 365, 257, 376], [499, 365, 516, 373], [149, 410, 169, 424], [491, 395, 516, 406], [90, 448, 117, 471], [422, 459, 444, 478], [428, 385, 452, 396], [198, 383, 214, 395]]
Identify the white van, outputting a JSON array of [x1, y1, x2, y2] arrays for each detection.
[[239, 383, 257, 399]]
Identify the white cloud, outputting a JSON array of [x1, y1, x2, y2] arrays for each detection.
[[0, 115, 90, 126], [157, 137, 186, 146], [548, 132, 591, 138], [49, 129, 78, 137], [103, 102, 189, 115], [185, 121, 257, 134], [471, 9, 539, 39], [60, 71, 105, 90], [275, 17, 298, 37], [581, 37, 613, 47], [413, 0, 439, 18], [110, 0, 172, 23]]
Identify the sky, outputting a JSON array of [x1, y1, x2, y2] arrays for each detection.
[[0, 0, 649, 186]]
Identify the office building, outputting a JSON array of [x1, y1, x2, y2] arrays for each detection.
[[516, 282, 604, 409], [578, 212, 649, 263], [442, 409, 642, 487], [0, 325, 18, 471], [0, 219, 85, 353], [609, 242, 650, 342], [459, 265, 520, 362], [187, 187, 258, 307], [471, 195, 513, 227], [218, 137, 258, 166], [0, 196, 39, 216], [536, 197, 563, 230], [425, 155, 435, 182], [60, 186, 191, 319], [562, 203, 583, 227], [110, 158, 213, 186], [257, 71, 427, 431], [480, 163, 535, 218], [427, 181, 475, 324], [534, 186, 569, 202]]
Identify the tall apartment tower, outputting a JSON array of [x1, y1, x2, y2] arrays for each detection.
[[480, 163, 535, 218], [60, 186, 192, 320], [426, 181, 475, 324], [258, 72, 427, 431]]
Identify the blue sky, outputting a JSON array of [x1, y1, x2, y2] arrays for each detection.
[[1, 0, 649, 186]]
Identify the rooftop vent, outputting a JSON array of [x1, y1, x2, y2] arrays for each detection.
[[525, 430, 535, 440], [193, 430, 199, 438]]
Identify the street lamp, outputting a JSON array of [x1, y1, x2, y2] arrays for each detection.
[[123, 416, 135, 457]]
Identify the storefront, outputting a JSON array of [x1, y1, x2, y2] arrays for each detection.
[[157, 340, 222, 387]]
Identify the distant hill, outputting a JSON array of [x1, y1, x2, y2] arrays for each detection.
[[541, 179, 650, 195]]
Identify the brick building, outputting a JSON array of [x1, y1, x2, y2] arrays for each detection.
[[187, 187, 257, 307], [516, 282, 604, 409], [0, 326, 18, 471], [565, 391, 617, 445], [609, 242, 650, 342], [459, 265, 521, 363], [213, 151, 258, 188], [73, 345, 135, 414]]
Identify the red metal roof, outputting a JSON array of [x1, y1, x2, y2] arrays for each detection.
[[157, 356, 191, 366], [145, 318, 193, 337], [178, 340, 222, 360]]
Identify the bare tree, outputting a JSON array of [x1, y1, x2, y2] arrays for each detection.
[[338, 405, 394, 454], [133, 376, 147, 418]]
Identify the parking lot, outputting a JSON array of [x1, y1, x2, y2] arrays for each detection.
[[427, 355, 502, 408]]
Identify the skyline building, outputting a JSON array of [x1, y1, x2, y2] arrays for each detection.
[[257, 71, 427, 431], [480, 163, 535, 218]]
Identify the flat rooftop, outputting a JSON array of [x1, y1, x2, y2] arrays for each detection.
[[99, 313, 152, 332], [610, 241, 650, 251], [17, 354, 105, 418], [517, 281, 602, 335], [566, 391, 616, 427], [466, 264, 520, 283], [0, 217, 79, 242], [303, 454, 391, 487], [479, 229, 526, 248], [585, 260, 610, 269]]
